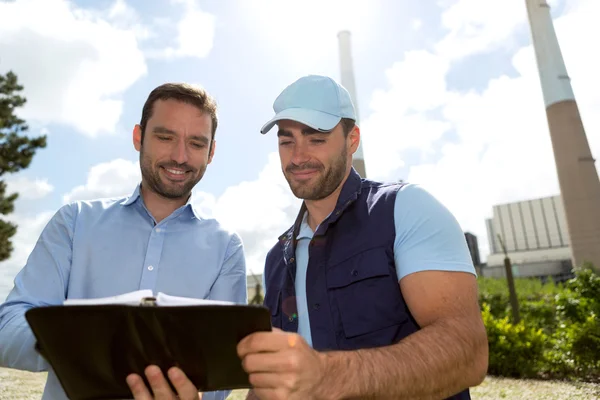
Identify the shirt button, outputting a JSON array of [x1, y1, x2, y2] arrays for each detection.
[[148, 265, 154, 271], [313, 303, 320, 310], [155, 228, 161, 233], [351, 269, 358, 276]]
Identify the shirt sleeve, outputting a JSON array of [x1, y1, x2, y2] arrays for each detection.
[[203, 232, 247, 400], [0, 203, 76, 371], [207, 232, 248, 305], [393, 184, 476, 280]]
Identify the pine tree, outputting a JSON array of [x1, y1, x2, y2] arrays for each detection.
[[0, 71, 47, 261]]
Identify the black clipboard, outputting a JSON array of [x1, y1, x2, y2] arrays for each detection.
[[25, 301, 271, 400]]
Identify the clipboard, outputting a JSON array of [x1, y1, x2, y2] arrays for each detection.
[[24, 291, 271, 400]]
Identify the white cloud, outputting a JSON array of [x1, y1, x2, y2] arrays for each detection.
[[192, 153, 301, 276], [238, 0, 381, 72], [0, 0, 147, 137], [436, 0, 565, 60], [361, 50, 453, 179], [0, 211, 55, 302], [5, 177, 54, 200], [62, 158, 141, 203], [436, 0, 524, 60], [145, 0, 215, 60], [0, 0, 217, 137], [103, 0, 152, 41], [361, 0, 599, 261]]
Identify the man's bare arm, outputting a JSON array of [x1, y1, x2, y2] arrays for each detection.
[[314, 270, 489, 400]]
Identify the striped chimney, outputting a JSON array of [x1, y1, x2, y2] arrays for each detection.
[[525, 0, 600, 272], [337, 30, 367, 178]]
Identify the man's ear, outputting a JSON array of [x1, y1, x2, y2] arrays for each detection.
[[133, 125, 142, 152], [348, 125, 360, 155], [208, 139, 216, 164]]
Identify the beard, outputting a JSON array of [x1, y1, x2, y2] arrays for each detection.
[[284, 146, 348, 201], [139, 147, 205, 200]]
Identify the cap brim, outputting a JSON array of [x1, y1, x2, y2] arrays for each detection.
[[260, 108, 341, 134]]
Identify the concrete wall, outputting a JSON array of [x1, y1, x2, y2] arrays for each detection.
[[480, 259, 573, 282]]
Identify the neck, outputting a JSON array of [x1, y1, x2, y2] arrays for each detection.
[[304, 167, 352, 231], [140, 182, 189, 223]]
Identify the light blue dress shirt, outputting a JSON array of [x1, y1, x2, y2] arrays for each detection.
[[0, 184, 247, 400]]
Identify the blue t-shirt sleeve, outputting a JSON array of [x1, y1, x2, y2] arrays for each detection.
[[393, 184, 476, 280]]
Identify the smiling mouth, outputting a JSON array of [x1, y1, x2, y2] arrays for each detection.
[[161, 166, 190, 180], [290, 169, 319, 179]]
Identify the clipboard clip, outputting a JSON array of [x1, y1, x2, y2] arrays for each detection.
[[140, 297, 157, 306]]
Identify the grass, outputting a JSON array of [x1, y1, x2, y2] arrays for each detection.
[[1, 368, 599, 399]]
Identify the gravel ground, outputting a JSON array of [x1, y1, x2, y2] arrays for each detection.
[[1, 368, 599, 399]]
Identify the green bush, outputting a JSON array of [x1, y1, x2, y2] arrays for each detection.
[[556, 266, 600, 324], [571, 314, 600, 377], [519, 299, 558, 334], [482, 303, 547, 378], [545, 314, 600, 381], [479, 264, 600, 382]]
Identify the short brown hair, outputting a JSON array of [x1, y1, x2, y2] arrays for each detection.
[[341, 118, 356, 137], [139, 83, 218, 144]]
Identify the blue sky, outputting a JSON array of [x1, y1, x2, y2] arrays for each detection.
[[1, 0, 598, 300]]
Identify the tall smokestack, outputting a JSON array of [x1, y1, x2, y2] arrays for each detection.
[[337, 30, 367, 178], [525, 0, 600, 272]]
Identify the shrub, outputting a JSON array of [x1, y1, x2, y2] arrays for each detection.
[[556, 264, 600, 324], [478, 276, 563, 323], [545, 314, 600, 381], [519, 299, 558, 334], [479, 264, 600, 382], [481, 303, 547, 378]]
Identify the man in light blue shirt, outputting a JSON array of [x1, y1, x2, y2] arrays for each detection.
[[0, 83, 247, 400]]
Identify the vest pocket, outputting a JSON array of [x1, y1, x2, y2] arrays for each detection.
[[326, 247, 408, 339]]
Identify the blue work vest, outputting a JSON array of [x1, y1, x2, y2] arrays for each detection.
[[263, 168, 471, 399]]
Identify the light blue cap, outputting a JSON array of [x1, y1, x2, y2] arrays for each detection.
[[260, 74, 356, 134]]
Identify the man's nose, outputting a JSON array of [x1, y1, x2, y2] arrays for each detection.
[[171, 140, 188, 164], [291, 143, 310, 165]]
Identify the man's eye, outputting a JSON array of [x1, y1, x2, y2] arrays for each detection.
[[157, 136, 171, 141], [191, 142, 205, 149], [279, 141, 292, 146], [311, 139, 325, 144]]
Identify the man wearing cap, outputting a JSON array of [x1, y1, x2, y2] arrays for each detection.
[[237, 75, 488, 400], [133, 75, 488, 400]]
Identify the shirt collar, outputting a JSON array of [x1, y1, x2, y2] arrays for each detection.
[[120, 182, 203, 220], [120, 184, 142, 206], [296, 211, 314, 240]]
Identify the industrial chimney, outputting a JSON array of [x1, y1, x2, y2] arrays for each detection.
[[525, 0, 600, 272], [337, 30, 367, 178]]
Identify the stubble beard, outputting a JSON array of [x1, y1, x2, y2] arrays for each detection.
[[285, 147, 348, 201], [139, 147, 205, 200]]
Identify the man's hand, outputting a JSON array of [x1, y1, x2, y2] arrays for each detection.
[[237, 328, 328, 400], [126, 365, 202, 400]]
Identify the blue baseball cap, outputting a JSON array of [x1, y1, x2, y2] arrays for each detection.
[[260, 74, 357, 134]]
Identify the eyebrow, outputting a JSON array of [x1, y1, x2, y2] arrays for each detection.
[[153, 126, 177, 135], [277, 128, 330, 137], [152, 126, 209, 144]]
